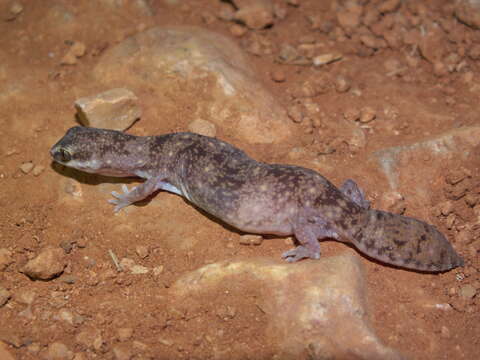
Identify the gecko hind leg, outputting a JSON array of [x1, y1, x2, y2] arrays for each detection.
[[282, 226, 321, 263], [282, 216, 340, 262], [340, 179, 370, 209]]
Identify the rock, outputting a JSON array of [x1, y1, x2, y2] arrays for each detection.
[[135, 245, 149, 259], [61, 41, 86, 65], [93, 27, 292, 144], [359, 106, 376, 123], [188, 119, 216, 137], [120, 258, 149, 274], [334, 75, 351, 93], [74, 88, 141, 131], [0, 341, 15, 360], [117, 327, 133, 341], [21, 247, 67, 280], [0, 248, 13, 271], [455, 0, 480, 29], [43, 342, 74, 360], [13, 289, 36, 305], [3, 1, 23, 21], [75, 328, 103, 350], [312, 53, 342, 67], [0, 287, 11, 307], [170, 254, 403, 359], [270, 68, 286, 82], [232, 0, 274, 30], [238, 234, 263, 246], [372, 125, 480, 201], [112, 344, 133, 360], [32, 164, 45, 176], [20, 161, 34, 174], [459, 284, 477, 299]]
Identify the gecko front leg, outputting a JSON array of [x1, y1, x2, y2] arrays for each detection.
[[109, 176, 175, 212]]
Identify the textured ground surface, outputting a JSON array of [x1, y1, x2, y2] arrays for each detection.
[[0, 1, 479, 359]]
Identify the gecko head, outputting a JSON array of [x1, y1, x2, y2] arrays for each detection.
[[50, 126, 134, 175]]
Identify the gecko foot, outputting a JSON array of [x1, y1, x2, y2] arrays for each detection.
[[282, 246, 320, 263], [109, 184, 134, 212]]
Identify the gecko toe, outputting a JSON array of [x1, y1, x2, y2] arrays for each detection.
[[122, 184, 129, 194]]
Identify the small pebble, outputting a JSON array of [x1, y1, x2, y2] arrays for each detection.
[[117, 327, 133, 342], [343, 108, 360, 122], [440, 326, 450, 338], [359, 106, 376, 123], [135, 245, 149, 259], [229, 23, 247, 37], [335, 75, 351, 93], [459, 284, 476, 299], [13, 289, 36, 305], [271, 69, 286, 82], [32, 165, 45, 176], [20, 162, 34, 174], [312, 53, 342, 67], [287, 103, 304, 123], [153, 265, 164, 276], [239, 234, 263, 246]]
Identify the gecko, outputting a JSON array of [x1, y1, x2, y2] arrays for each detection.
[[50, 126, 464, 272]]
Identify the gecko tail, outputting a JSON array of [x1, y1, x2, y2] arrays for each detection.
[[354, 210, 464, 272]]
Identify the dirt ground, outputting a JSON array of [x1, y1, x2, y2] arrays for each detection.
[[0, 0, 479, 359]]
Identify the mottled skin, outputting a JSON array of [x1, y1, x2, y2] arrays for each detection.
[[50, 126, 464, 272]]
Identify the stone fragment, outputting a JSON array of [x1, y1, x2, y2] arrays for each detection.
[[120, 258, 149, 274], [20, 161, 34, 174], [0, 287, 11, 307], [459, 284, 477, 299], [359, 106, 376, 123], [0, 248, 13, 271], [135, 245, 149, 259], [232, 0, 274, 30], [188, 119, 216, 137], [61, 41, 86, 65], [13, 289, 36, 305], [170, 255, 403, 359], [32, 165, 45, 176], [75, 88, 141, 131], [94, 27, 291, 144], [4, 1, 23, 21], [455, 0, 480, 29], [43, 342, 74, 360], [117, 327, 133, 341], [238, 234, 263, 246], [270, 69, 286, 82], [312, 53, 342, 67], [335, 75, 351, 93], [21, 247, 67, 280]]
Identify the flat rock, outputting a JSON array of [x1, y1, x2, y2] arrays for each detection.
[[371, 125, 480, 203], [21, 247, 67, 280], [75, 88, 141, 131], [93, 26, 292, 144], [170, 254, 403, 360]]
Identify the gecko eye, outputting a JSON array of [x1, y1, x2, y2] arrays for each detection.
[[55, 148, 72, 163]]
